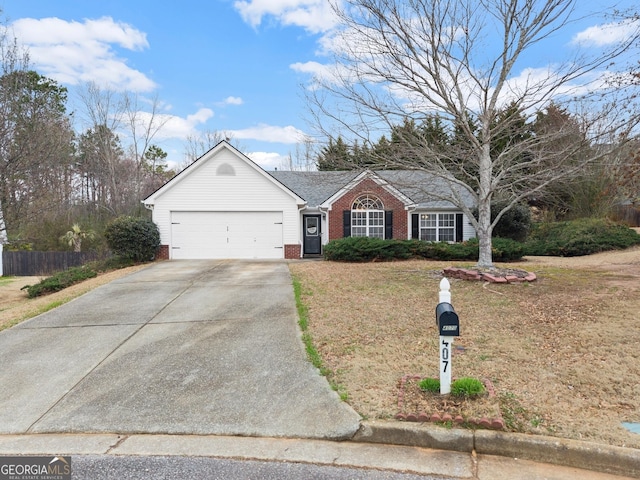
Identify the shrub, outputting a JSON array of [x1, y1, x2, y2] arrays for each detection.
[[323, 237, 526, 262], [323, 237, 412, 262], [104, 216, 160, 262], [490, 237, 526, 262], [493, 202, 532, 242], [418, 377, 441, 394], [451, 377, 485, 398], [473, 201, 532, 242], [21, 266, 97, 298], [525, 218, 640, 257]]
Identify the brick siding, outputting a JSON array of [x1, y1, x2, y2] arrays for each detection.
[[156, 244, 169, 260], [328, 177, 408, 240], [284, 244, 301, 259]]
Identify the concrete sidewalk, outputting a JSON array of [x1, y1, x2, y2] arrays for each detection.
[[0, 432, 636, 480], [0, 260, 360, 439]]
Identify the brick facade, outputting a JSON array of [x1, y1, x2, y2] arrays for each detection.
[[284, 244, 301, 259], [328, 177, 408, 240], [156, 244, 170, 260]]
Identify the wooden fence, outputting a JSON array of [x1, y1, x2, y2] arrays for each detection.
[[1, 251, 102, 276], [612, 204, 640, 227]]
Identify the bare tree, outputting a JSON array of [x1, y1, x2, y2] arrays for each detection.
[[0, 18, 28, 243], [122, 92, 170, 199], [76, 82, 126, 214], [281, 135, 318, 171], [181, 129, 236, 170], [307, 0, 640, 267]]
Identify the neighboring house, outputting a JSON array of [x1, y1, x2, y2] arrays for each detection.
[[142, 140, 477, 260]]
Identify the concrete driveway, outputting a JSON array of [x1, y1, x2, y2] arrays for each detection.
[[0, 260, 361, 439]]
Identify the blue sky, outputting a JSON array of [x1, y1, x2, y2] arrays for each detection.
[[2, 0, 638, 170]]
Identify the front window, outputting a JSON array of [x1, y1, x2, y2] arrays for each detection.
[[420, 213, 455, 242], [351, 194, 385, 238]]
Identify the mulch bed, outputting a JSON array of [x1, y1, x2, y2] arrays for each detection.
[[443, 267, 537, 284], [395, 375, 505, 430]]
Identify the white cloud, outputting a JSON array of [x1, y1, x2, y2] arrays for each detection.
[[246, 151, 289, 170], [224, 96, 244, 105], [290, 60, 329, 76], [572, 18, 640, 47], [233, 0, 338, 33], [11, 16, 155, 92], [229, 124, 306, 143], [131, 107, 214, 141]]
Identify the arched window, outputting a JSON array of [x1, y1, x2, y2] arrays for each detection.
[[351, 194, 385, 238], [216, 163, 235, 176]]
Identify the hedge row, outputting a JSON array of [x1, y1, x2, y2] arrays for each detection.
[[323, 219, 640, 262], [525, 218, 640, 257], [323, 237, 524, 262]]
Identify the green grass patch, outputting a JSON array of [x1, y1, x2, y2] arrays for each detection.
[[418, 377, 441, 393], [0, 299, 68, 333], [451, 377, 485, 398], [292, 276, 349, 401]]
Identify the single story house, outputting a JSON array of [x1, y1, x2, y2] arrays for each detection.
[[142, 140, 477, 260]]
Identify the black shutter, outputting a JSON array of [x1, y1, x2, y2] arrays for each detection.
[[411, 214, 419, 239], [385, 211, 393, 239], [455, 213, 464, 242], [343, 210, 351, 237]]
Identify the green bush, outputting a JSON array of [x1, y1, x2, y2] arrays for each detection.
[[490, 237, 526, 262], [451, 377, 485, 398], [323, 237, 413, 262], [525, 218, 640, 257], [21, 266, 97, 298], [418, 377, 441, 394], [104, 216, 160, 262], [324, 236, 526, 262], [473, 201, 532, 242]]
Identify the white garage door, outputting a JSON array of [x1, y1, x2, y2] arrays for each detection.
[[170, 211, 283, 259]]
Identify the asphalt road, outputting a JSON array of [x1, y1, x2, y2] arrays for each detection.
[[71, 455, 451, 480]]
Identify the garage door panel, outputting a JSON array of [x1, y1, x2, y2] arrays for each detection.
[[171, 211, 283, 259]]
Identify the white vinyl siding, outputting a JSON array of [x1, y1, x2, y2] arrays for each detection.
[[150, 147, 301, 259]]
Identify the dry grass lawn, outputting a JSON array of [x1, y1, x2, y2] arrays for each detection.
[[1, 250, 639, 449], [289, 246, 640, 449]]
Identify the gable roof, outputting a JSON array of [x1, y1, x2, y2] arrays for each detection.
[[142, 140, 305, 206], [269, 170, 475, 209]]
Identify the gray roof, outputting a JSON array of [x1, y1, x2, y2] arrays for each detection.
[[268, 171, 360, 207], [268, 170, 475, 209]]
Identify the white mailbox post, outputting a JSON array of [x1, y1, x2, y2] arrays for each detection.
[[436, 278, 460, 395]]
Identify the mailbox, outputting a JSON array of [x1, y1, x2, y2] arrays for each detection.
[[436, 302, 460, 337]]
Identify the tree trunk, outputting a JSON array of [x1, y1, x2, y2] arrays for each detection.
[[477, 144, 493, 269]]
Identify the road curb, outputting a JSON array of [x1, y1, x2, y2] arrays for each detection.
[[351, 421, 640, 478]]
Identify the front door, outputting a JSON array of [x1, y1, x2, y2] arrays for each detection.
[[303, 215, 322, 256]]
